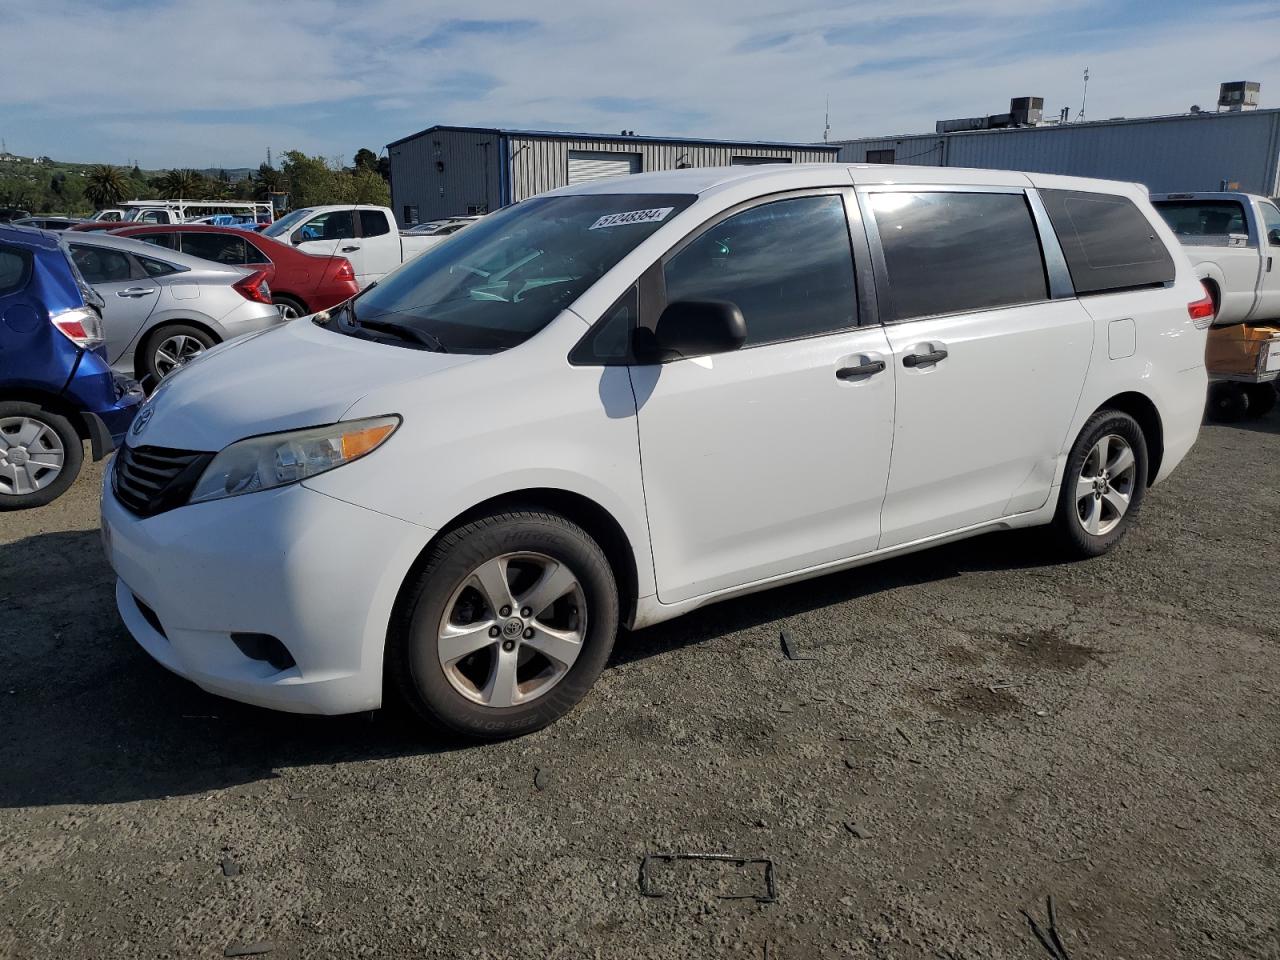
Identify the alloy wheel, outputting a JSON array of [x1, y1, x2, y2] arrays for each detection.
[[275, 302, 300, 320], [436, 552, 587, 708], [1075, 433, 1136, 537], [0, 416, 66, 496], [153, 334, 206, 377]]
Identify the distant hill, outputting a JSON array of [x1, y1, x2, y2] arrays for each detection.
[[198, 167, 256, 183]]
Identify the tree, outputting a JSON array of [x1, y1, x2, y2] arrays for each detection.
[[353, 148, 378, 173], [84, 164, 127, 210], [281, 150, 353, 207], [253, 162, 282, 201], [159, 168, 207, 199], [351, 168, 390, 205]]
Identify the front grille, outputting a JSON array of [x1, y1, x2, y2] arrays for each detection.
[[113, 444, 214, 517]]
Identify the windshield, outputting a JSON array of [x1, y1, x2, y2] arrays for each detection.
[[262, 208, 314, 239], [335, 193, 694, 354]]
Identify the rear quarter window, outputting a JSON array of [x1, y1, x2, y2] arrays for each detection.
[[1152, 199, 1248, 241], [1041, 189, 1175, 295], [0, 245, 32, 295]]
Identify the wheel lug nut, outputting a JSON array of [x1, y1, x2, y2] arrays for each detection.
[[502, 640, 515, 652], [520, 607, 531, 617], [499, 605, 511, 617], [523, 628, 534, 639], [488, 626, 500, 638]]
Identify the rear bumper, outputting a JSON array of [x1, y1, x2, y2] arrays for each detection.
[[212, 300, 284, 341], [64, 367, 145, 459]]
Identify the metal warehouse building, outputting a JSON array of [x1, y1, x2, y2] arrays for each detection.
[[834, 107, 1280, 197], [386, 125, 840, 227]]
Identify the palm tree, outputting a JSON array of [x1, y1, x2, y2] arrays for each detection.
[[159, 169, 206, 199], [253, 163, 282, 201], [84, 165, 127, 210]]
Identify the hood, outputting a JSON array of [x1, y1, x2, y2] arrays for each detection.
[[128, 319, 475, 452]]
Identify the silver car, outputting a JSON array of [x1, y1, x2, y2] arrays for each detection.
[[63, 232, 283, 383]]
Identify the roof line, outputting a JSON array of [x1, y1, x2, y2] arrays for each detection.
[[388, 124, 839, 152]]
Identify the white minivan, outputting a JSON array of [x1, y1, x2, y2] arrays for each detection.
[[101, 164, 1211, 738]]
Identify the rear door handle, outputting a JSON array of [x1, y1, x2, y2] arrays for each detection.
[[902, 348, 949, 368], [341, 244, 361, 252], [117, 287, 157, 298], [835, 359, 886, 379]]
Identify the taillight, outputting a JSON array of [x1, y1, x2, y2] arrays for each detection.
[[234, 269, 272, 304], [51, 307, 105, 349], [1188, 284, 1215, 329], [331, 258, 355, 283]]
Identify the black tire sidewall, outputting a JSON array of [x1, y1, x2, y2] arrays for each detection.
[[392, 512, 619, 739], [0, 401, 84, 510], [1244, 384, 1276, 418], [1207, 383, 1249, 422], [1054, 410, 1148, 558], [271, 295, 306, 319], [141, 324, 216, 384]]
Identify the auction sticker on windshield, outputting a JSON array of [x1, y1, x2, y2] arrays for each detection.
[[589, 207, 674, 230]]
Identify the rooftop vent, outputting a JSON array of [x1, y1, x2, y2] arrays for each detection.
[[1218, 81, 1260, 112]]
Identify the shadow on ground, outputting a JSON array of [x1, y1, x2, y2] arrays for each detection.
[[0, 517, 1066, 809]]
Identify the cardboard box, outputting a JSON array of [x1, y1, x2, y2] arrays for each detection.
[[1206, 324, 1280, 378]]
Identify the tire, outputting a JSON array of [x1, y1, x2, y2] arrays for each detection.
[[388, 510, 620, 739], [140, 323, 216, 384], [1244, 383, 1276, 418], [0, 401, 84, 511], [271, 295, 308, 320], [1051, 409, 1148, 559], [1206, 382, 1250, 422]]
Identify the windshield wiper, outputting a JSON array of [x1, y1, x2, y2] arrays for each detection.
[[355, 317, 448, 353]]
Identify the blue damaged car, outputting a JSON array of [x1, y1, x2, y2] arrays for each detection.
[[0, 224, 144, 509]]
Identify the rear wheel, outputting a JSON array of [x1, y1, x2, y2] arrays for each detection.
[[1244, 383, 1276, 418], [1206, 382, 1249, 422], [0, 402, 83, 510], [141, 323, 216, 384], [1051, 410, 1147, 559], [271, 295, 307, 320], [388, 510, 619, 739]]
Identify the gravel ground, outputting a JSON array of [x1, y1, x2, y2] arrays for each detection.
[[1, 411, 1278, 959]]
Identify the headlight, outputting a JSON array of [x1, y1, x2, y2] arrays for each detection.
[[189, 415, 400, 504]]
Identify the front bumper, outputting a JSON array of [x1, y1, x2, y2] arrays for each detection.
[[102, 472, 433, 714]]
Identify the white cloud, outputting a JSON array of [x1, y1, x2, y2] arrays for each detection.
[[2, 0, 1277, 165]]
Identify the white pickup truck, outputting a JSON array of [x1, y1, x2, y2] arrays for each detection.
[[261, 205, 436, 289], [1150, 191, 1280, 324]]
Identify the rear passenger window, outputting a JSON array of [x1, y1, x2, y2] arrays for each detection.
[[70, 245, 134, 284], [663, 195, 857, 347], [359, 210, 391, 237], [138, 256, 179, 278], [1041, 189, 1175, 295], [868, 192, 1047, 321], [139, 233, 178, 250], [1153, 199, 1248, 240], [0, 245, 31, 295], [181, 232, 248, 265]]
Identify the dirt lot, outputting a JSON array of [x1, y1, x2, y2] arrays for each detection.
[[1, 411, 1278, 960]]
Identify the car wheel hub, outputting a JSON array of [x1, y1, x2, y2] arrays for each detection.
[[437, 551, 587, 708], [0, 416, 66, 496], [1075, 433, 1136, 538]]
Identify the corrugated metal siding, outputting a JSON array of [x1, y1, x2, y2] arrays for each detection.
[[834, 110, 1280, 195], [507, 137, 837, 201], [388, 129, 504, 226]]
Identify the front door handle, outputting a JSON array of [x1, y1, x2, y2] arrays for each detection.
[[902, 347, 949, 368], [341, 244, 361, 252], [836, 359, 886, 380], [117, 287, 157, 298]]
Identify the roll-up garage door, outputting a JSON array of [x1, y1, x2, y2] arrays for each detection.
[[567, 151, 641, 185]]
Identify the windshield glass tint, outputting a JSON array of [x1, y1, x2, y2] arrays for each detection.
[[262, 209, 313, 239], [346, 193, 695, 354]]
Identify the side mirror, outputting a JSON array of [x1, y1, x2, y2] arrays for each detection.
[[645, 300, 747, 360]]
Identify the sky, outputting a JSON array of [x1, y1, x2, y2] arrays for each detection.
[[1, 0, 1278, 169]]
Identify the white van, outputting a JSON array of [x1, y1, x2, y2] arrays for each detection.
[[101, 164, 1210, 738]]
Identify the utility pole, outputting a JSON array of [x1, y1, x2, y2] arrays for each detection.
[[823, 96, 831, 143], [1077, 67, 1090, 121]]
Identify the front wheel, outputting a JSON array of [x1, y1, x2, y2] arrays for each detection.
[[0, 402, 84, 510], [388, 510, 619, 739], [1051, 410, 1148, 559]]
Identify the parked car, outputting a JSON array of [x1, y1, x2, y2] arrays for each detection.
[[1150, 191, 1280, 324], [11, 216, 82, 231], [89, 209, 128, 222], [64, 232, 284, 383], [101, 165, 1209, 738], [110, 224, 359, 319], [261, 205, 435, 288], [0, 224, 143, 509], [69, 220, 134, 233], [1151, 192, 1280, 418], [0, 208, 32, 223]]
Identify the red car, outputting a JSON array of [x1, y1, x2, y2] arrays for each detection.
[[108, 224, 359, 318]]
